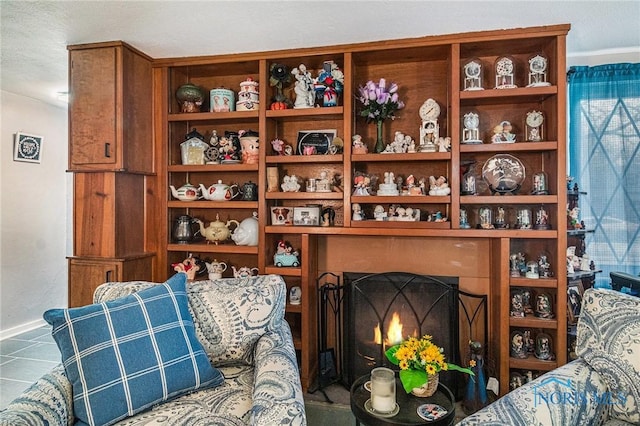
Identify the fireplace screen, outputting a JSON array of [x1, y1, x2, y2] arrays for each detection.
[[343, 272, 461, 393]]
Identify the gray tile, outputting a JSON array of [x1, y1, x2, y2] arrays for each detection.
[[0, 339, 36, 356], [0, 378, 33, 410], [0, 358, 58, 382], [12, 342, 62, 363], [11, 327, 51, 342], [0, 355, 16, 365], [33, 332, 55, 344]]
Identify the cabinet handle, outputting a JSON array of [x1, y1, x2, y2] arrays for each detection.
[[105, 270, 113, 282], [104, 143, 111, 158]]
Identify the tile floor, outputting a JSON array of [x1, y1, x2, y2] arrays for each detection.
[[0, 326, 60, 410]]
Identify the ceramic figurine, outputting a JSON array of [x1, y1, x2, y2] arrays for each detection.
[[534, 332, 555, 360], [352, 134, 368, 154], [374, 205, 387, 221], [353, 172, 371, 196], [321, 207, 335, 227], [316, 171, 332, 192], [428, 175, 451, 196], [437, 136, 451, 152], [478, 206, 494, 229], [510, 290, 525, 317], [281, 175, 301, 192], [515, 207, 532, 229], [291, 64, 314, 109], [510, 330, 528, 359], [535, 293, 554, 319], [236, 77, 259, 111], [352, 203, 364, 221], [377, 172, 400, 196], [491, 121, 516, 143]]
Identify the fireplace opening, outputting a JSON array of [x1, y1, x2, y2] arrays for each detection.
[[342, 271, 485, 399]]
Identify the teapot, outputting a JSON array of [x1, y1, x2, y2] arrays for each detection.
[[199, 180, 240, 201], [239, 181, 258, 201], [232, 266, 259, 279], [170, 182, 201, 201], [205, 259, 227, 280], [195, 214, 239, 244], [231, 212, 259, 246], [172, 214, 199, 243]]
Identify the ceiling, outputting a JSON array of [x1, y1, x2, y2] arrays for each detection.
[[2, 1, 640, 109]]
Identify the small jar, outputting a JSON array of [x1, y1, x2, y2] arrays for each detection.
[[370, 367, 396, 414]]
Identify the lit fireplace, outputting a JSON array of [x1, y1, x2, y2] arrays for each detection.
[[343, 272, 462, 395]]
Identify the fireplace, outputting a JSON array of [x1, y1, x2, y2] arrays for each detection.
[[342, 272, 475, 397]]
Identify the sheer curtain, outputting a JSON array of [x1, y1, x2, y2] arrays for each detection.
[[568, 63, 640, 286]]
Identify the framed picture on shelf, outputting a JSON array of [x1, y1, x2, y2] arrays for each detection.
[[567, 280, 584, 324], [297, 129, 336, 155], [14, 132, 43, 163], [293, 206, 320, 226]]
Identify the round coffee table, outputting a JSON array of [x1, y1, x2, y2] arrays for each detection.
[[350, 374, 455, 425]]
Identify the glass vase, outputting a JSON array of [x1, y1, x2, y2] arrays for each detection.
[[375, 120, 385, 153]]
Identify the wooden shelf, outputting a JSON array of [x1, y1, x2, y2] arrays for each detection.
[[350, 221, 450, 229], [351, 152, 451, 162], [167, 243, 258, 254], [266, 106, 343, 119], [510, 316, 558, 329], [265, 266, 302, 276], [168, 110, 259, 121], [460, 141, 558, 153], [168, 164, 259, 172], [266, 192, 344, 200], [287, 304, 303, 313], [168, 201, 259, 209], [460, 86, 558, 103], [352, 195, 450, 204], [510, 277, 558, 288], [266, 154, 344, 164], [509, 356, 558, 371], [460, 195, 557, 204]]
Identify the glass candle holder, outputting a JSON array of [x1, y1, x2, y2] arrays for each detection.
[[370, 367, 396, 414]]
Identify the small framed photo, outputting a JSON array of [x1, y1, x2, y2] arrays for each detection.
[[567, 280, 584, 324], [293, 206, 321, 226], [297, 129, 336, 155], [14, 132, 43, 163]]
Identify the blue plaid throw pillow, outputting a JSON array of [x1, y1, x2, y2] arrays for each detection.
[[44, 273, 224, 426]]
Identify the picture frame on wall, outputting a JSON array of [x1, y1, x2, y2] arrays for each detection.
[[14, 132, 43, 163], [567, 280, 584, 324]]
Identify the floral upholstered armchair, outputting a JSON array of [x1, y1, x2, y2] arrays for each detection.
[[458, 288, 640, 426], [0, 274, 306, 426]]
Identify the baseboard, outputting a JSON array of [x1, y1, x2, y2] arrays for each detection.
[[0, 318, 48, 341]]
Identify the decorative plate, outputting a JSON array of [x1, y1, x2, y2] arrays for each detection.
[[482, 154, 525, 195]]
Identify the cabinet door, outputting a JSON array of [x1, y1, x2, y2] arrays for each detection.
[[69, 47, 118, 168], [68, 255, 154, 307], [69, 258, 119, 307]]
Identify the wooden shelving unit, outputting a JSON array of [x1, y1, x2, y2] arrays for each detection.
[[69, 24, 569, 394]]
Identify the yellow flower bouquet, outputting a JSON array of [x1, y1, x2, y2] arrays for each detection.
[[385, 335, 474, 393]]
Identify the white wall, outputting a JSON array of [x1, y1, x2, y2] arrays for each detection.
[[0, 90, 69, 338]]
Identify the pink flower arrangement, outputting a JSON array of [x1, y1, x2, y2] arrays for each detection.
[[357, 78, 405, 122]]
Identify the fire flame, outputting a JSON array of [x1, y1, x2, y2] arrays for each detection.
[[373, 312, 405, 347]]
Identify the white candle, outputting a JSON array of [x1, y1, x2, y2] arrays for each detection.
[[372, 393, 395, 413], [370, 367, 396, 414]]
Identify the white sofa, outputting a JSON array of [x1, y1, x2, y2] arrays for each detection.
[[0, 274, 306, 425]]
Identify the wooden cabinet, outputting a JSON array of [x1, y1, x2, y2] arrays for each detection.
[[68, 255, 154, 307], [143, 23, 570, 394], [68, 42, 153, 173], [68, 41, 156, 307]]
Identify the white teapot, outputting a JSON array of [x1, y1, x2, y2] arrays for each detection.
[[232, 266, 259, 278], [205, 259, 227, 280], [170, 182, 201, 201], [199, 180, 240, 201], [231, 212, 259, 246]]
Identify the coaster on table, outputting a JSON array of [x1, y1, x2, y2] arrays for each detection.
[[417, 403, 448, 421]]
